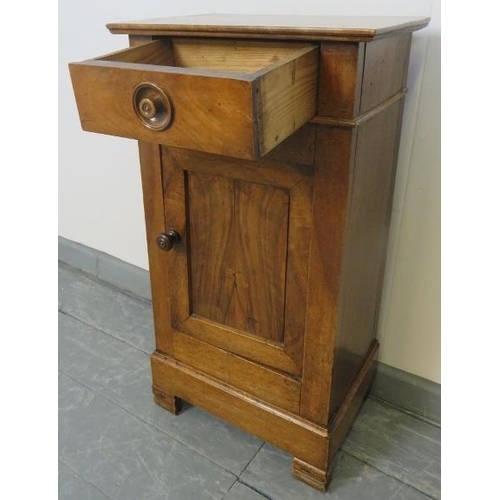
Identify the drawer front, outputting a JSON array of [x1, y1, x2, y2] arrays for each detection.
[[70, 61, 257, 159], [69, 40, 318, 160]]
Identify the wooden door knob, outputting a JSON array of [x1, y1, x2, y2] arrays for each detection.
[[156, 229, 180, 252]]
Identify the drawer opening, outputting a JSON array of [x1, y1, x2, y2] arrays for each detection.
[[98, 38, 317, 75]]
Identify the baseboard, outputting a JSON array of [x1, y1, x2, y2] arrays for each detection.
[[58, 236, 151, 301], [58, 236, 440, 425], [369, 362, 440, 425]]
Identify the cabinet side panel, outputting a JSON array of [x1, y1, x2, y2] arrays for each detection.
[[330, 101, 404, 417], [360, 33, 411, 113]]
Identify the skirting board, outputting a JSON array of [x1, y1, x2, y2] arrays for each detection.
[[58, 236, 152, 301], [58, 235, 440, 425]]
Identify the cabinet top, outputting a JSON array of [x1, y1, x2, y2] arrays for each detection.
[[107, 14, 430, 42]]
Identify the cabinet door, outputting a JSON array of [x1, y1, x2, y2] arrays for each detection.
[[160, 147, 312, 410]]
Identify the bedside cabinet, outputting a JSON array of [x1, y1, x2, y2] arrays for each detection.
[[69, 14, 430, 491]]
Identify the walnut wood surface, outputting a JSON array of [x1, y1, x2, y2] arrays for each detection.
[[292, 458, 330, 492], [150, 335, 378, 487], [151, 351, 329, 469], [264, 124, 316, 166], [162, 146, 312, 376], [328, 341, 379, 469], [360, 32, 412, 112], [292, 340, 378, 491], [188, 171, 288, 341], [70, 56, 256, 158], [152, 386, 182, 415], [137, 142, 172, 355], [300, 126, 356, 425], [107, 14, 430, 42], [69, 18, 430, 491], [173, 332, 301, 413], [317, 42, 364, 119], [330, 103, 404, 417], [70, 40, 318, 160]]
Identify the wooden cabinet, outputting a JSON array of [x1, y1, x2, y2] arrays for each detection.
[[69, 14, 430, 491]]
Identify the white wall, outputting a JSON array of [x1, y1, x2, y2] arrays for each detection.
[[59, 1, 441, 383]]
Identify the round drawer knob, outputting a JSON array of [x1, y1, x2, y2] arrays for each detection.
[[156, 229, 181, 252], [133, 83, 173, 131], [138, 97, 157, 119]]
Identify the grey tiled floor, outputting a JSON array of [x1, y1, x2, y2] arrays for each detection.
[[58, 263, 441, 500]]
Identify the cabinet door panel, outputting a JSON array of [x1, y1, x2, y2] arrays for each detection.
[[162, 146, 312, 377], [188, 171, 289, 342]]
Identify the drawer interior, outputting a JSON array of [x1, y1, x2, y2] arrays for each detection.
[[99, 38, 316, 75]]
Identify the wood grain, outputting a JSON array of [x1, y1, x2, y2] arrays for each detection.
[[170, 146, 311, 189], [70, 40, 318, 159], [328, 340, 379, 465], [292, 458, 330, 492], [69, 58, 257, 159], [263, 124, 316, 166], [256, 46, 318, 155], [360, 32, 412, 113], [299, 126, 356, 426], [107, 14, 430, 42], [128, 35, 154, 47], [329, 101, 406, 417], [173, 332, 301, 413], [311, 88, 407, 128], [162, 147, 312, 375], [98, 39, 173, 64], [172, 37, 315, 73], [293, 340, 379, 492], [137, 142, 172, 354], [152, 386, 182, 415], [317, 42, 364, 119], [188, 171, 289, 341], [151, 351, 329, 469], [69, 19, 429, 491], [179, 315, 299, 375]]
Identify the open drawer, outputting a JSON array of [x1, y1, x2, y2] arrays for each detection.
[[69, 39, 318, 160]]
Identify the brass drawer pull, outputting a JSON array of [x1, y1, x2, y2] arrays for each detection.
[[133, 83, 173, 131], [156, 229, 180, 252]]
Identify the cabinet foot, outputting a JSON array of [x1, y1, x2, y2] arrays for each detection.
[[152, 386, 182, 415], [292, 457, 330, 491]]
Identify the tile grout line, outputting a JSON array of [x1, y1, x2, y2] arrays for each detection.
[[219, 477, 240, 500], [234, 478, 274, 500], [58, 369, 241, 481], [58, 309, 151, 356], [340, 450, 438, 500], [238, 441, 265, 478], [59, 458, 114, 500], [219, 417, 267, 498]]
